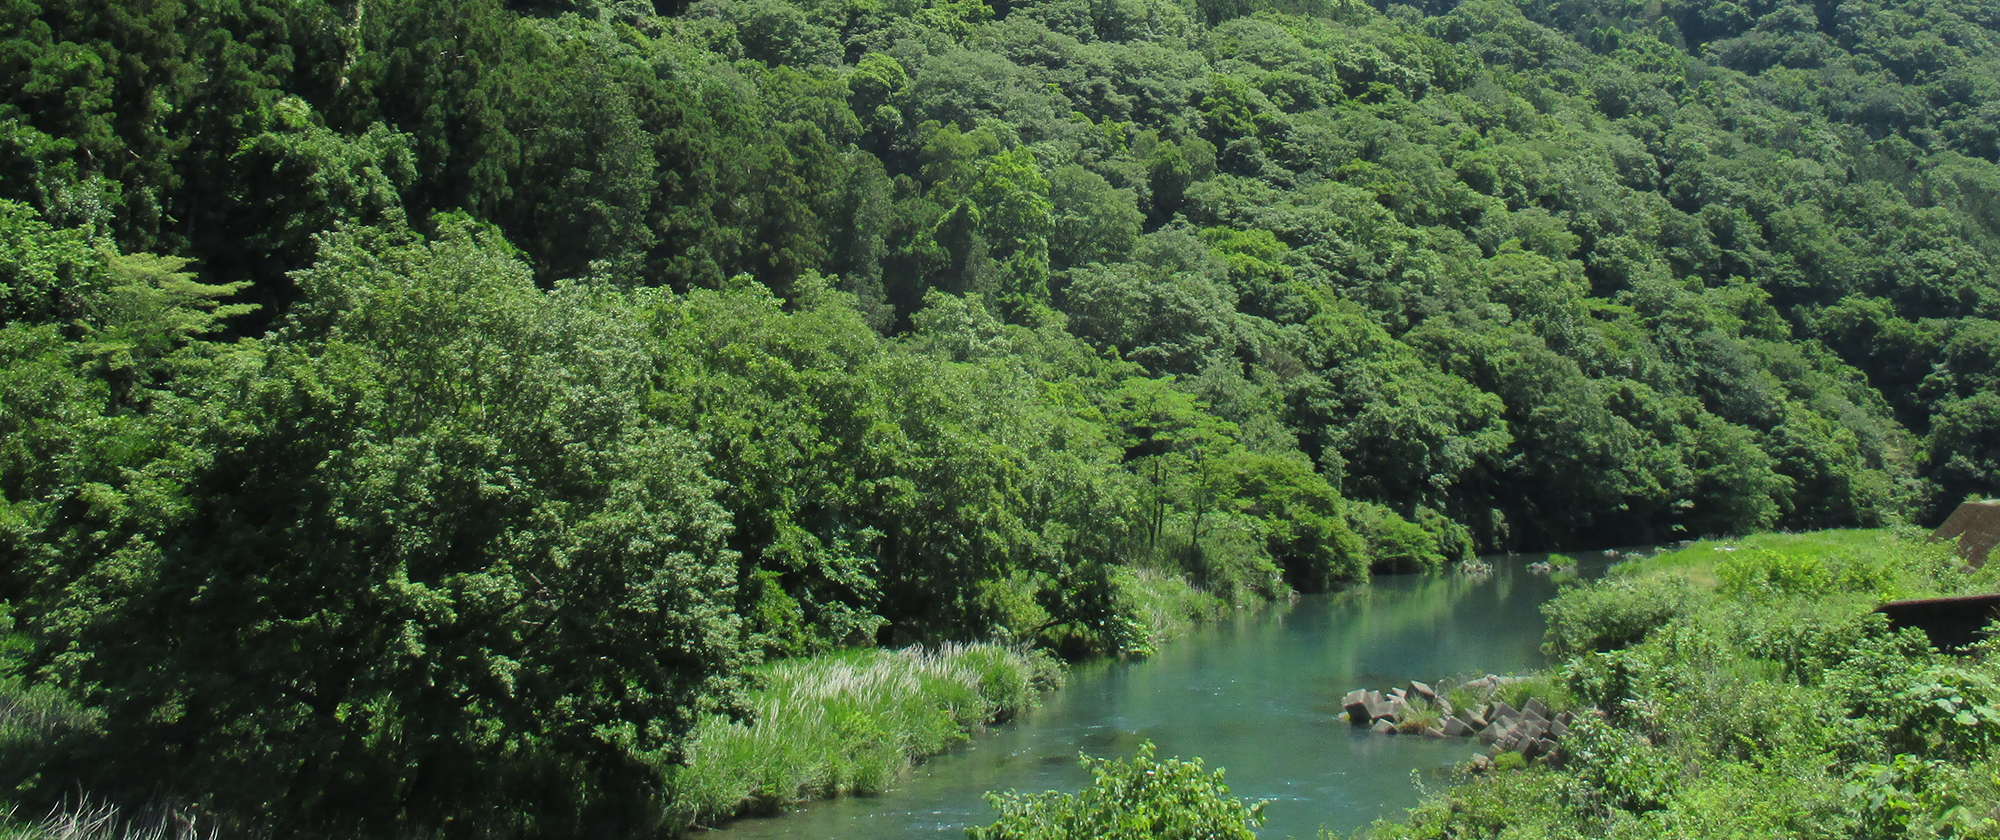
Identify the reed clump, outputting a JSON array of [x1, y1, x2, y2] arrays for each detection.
[[1, 800, 214, 840], [662, 643, 1058, 830]]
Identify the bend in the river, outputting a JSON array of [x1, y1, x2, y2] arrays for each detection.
[[717, 554, 1613, 840]]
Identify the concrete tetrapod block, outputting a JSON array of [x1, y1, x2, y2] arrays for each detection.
[[1343, 690, 1370, 725], [1371, 719, 1398, 735], [1520, 710, 1549, 737], [1523, 697, 1551, 720], [1409, 680, 1436, 702], [1489, 700, 1519, 722], [1548, 719, 1569, 739], [1442, 717, 1472, 737]]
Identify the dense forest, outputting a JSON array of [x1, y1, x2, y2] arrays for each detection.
[[0, 0, 1996, 833]]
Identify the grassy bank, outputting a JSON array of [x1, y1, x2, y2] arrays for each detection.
[[661, 643, 1060, 832], [1355, 528, 2000, 839], [0, 640, 1054, 840]]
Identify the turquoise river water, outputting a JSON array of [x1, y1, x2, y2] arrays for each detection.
[[714, 557, 1605, 840]]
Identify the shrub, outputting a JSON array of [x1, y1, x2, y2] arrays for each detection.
[[1108, 567, 1225, 656], [1716, 548, 1831, 597], [1187, 521, 1287, 606], [1882, 663, 2000, 760], [1542, 576, 1696, 657], [1564, 714, 1679, 814], [1347, 502, 1445, 574], [967, 742, 1264, 840]]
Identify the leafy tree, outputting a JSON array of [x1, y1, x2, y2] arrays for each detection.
[[18, 219, 749, 835]]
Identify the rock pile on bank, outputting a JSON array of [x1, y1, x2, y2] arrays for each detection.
[[1340, 675, 1578, 763]]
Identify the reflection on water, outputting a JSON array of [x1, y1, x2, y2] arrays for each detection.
[[712, 557, 1599, 840]]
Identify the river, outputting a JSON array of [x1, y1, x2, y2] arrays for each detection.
[[714, 556, 1604, 840]]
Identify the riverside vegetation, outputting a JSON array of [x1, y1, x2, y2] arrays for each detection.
[[1006, 528, 2000, 839], [1356, 528, 2000, 839], [2, 0, 2000, 833]]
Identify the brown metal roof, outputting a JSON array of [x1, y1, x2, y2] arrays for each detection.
[[1876, 593, 2000, 650]]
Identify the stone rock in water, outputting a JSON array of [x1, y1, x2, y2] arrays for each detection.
[[1469, 754, 1493, 772], [1422, 726, 1445, 739], [1371, 719, 1398, 735], [1366, 691, 1395, 722], [1343, 690, 1370, 724], [1442, 717, 1472, 737]]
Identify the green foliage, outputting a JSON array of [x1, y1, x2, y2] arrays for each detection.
[[0, 199, 98, 323], [663, 643, 1056, 829], [10, 0, 2000, 829], [1106, 566, 1228, 656], [1542, 574, 1696, 657], [16, 218, 751, 836], [1369, 529, 2000, 840], [7, 0, 1982, 550], [968, 742, 1265, 840]]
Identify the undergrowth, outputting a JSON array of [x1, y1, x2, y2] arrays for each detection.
[[1354, 528, 2000, 840], [661, 643, 1058, 831]]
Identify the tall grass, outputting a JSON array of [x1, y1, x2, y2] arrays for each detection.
[[0, 681, 218, 840], [1111, 567, 1226, 656], [661, 642, 1058, 831], [0, 801, 213, 840]]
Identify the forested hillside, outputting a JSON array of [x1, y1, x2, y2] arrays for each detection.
[[1, 0, 1997, 833]]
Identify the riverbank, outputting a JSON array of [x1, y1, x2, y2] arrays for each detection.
[[1355, 528, 2000, 839], [0, 547, 1474, 840], [0, 641, 1058, 840], [0, 555, 1318, 840], [660, 643, 1060, 833]]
